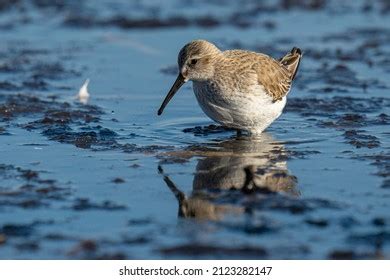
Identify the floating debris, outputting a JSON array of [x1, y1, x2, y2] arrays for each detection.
[[77, 78, 90, 104]]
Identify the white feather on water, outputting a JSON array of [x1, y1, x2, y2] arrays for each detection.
[[77, 79, 90, 104]]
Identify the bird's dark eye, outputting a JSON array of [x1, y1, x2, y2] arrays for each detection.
[[190, 59, 198, 65]]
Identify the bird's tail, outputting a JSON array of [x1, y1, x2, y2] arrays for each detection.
[[279, 47, 302, 80]]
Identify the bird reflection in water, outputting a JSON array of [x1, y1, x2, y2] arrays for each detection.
[[158, 133, 299, 221]]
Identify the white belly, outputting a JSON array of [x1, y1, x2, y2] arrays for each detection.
[[193, 81, 286, 134]]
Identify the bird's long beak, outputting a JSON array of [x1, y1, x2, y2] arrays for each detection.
[[157, 73, 186, 115]]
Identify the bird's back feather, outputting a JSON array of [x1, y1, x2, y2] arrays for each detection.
[[279, 47, 302, 80]]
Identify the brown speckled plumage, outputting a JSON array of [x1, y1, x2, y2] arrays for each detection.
[[177, 40, 301, 102]]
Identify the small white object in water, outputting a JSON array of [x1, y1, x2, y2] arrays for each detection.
[[77, 78, 90, 104]]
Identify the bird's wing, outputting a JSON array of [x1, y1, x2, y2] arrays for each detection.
[[221, 50, 294, 102], [252, 55, 292, 102]]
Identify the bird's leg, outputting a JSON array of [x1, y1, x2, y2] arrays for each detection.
[[242, 166, 256, 194]]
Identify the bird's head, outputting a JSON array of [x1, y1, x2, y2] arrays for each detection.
[[157, 40, 220, 115]]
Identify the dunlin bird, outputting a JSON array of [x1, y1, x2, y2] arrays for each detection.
[[157, 40, 302, 134]]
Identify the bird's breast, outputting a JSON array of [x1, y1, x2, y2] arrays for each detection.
[[192, 80, 270, 109], [192, 80, 286, 133]]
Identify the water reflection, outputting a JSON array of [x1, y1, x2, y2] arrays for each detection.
[[159, 133, 298, 220]]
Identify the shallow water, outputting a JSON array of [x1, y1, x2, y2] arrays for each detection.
[[0, 0, 389, 259]]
